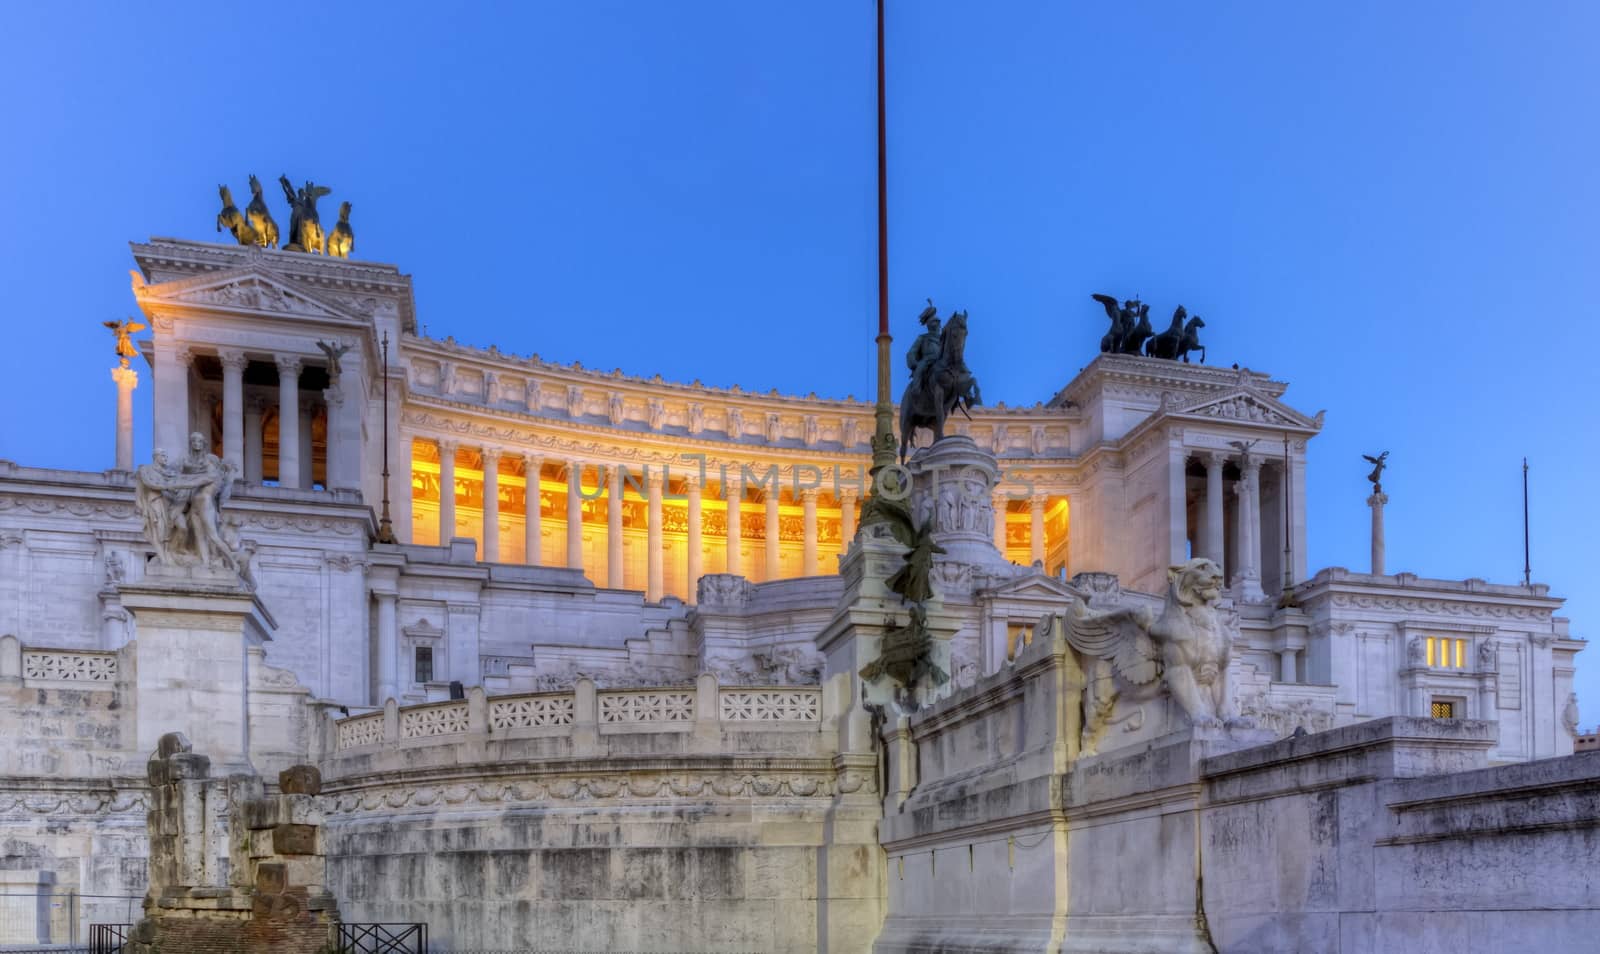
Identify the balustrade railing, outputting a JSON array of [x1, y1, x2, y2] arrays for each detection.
[[21, 648, 118, 684]]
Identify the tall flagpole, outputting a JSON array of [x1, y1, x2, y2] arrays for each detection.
[[865, 0, 898, 512], [1522, 457, 1531, 586]]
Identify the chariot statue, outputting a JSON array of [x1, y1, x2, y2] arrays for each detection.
[[215, 185, 257, 246], [898, 301, 981, 460], [279, 175, 333, 253], [1145, 305, 1207, 363], [1092, 294, 1152, 355], [245, 175, 279, 248]]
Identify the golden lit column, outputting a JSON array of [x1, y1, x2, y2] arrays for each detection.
[[565, 460, 585, 571], [275, 355, 302, 489], [646, 469, 664, 601], [523, 453, 543, 566], [243, 395, 265, 483], [607, 464, 624, 588], [1204, 452, 1226, 565], [765, 489, 781, 580], [802, 488, 818, 576], [218, 348, 246, 475], [839, 488, 858, 544], [437, 439, 458, 543], [481, 446, 501, 562], [686, 474, 703, 600], [993, 491, 1009, 554], [1030, 493, 1046, 567], [725, 472, 743, 576], [111, 363, 138, 472]]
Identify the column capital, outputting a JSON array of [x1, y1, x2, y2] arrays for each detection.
[[1030, 492, 1048, 507], [724, 472, 743, 495], [646, 469, 665, 490], [217, 348, 248, 372], [683, 471, 703, 490], [437, 437, 460, 456], [1206, 450, 1228, 468], [174, 345, 196, 367], [839, 485, 858, 501], [522, 451, 543, 469], [800, 487, 819, 502], [481, 446, 502, 465], [110, 365, 138, 387], [1240, 455, 1263, 476], [275, 354, 303, 376]]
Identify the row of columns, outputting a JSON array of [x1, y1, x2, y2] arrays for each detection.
[[1192, 450, 1265, 599], [431, 443, 866, 601]]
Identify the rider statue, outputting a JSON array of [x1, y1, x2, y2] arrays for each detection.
[[906, 299, 942, 395]]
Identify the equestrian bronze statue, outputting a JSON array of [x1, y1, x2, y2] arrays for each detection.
[[899, 302, 982, 461]]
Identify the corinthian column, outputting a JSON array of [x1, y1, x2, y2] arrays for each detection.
[[765, 490, 782, 580], [840, 488, 858, 545], [275, 355, 302, 488], [218, 349, 246, 474], [993, 491, 1009, 554], [1029, 493, 1047, 567], [523, 453, 543, 566], [481, 447, 501, 563], [686, 475, 703, 601], [111, 364, 138, 472], [1235, 455, 1264, 601], [646, 469, 664, 601], [1368, 490, 1389, 576], [725, 472, 743, 577], [1204, 452, 1226, 565], [802, 489, 818, 576], [566, 460, 585, 572], [607, 465, 624, 588], [437, 439, 458, 543], [243, 395, 265, 483]]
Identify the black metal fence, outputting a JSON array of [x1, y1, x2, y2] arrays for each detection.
[[337, 923, 427, 954], [87, 923, 129, 954]]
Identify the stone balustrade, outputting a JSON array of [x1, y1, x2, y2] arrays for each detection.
[[0, 638, 119, 687], [330, 675, 825, 754]]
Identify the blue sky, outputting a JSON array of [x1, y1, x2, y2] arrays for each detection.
[[1, 2, 1595, 712]]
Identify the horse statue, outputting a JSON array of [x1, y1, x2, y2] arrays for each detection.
[[278, 175, 332, 253], [215, 185, 257, 246], [245, 175, 279, 249], [1145, 306, 1207, 363], [326, 201, 355, 258], [899, 309, 981, 461], [1120, 303, 1154, 355], [1093, 293, 1135, 353]]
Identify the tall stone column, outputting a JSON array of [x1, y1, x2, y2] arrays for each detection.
[[1204, 452, 1226, 565], [111, 364, 138, 471], [437, 439, 458, 543], [646, 469, 664, 601], [1368, 491, 1389, 575], [153, 342, 191, 458], [566, 460, 585, 571], [724, 473, 743, 577], [243, 396, 265, 483], [607, 465, 624, 588], [481, 447, 501, 563], [523, 453, 543, 566], [275, 355, 301, 488], [218, 349, 246, 474], [993, 491, 1009, 554], [802, 488, 818, 576], [298, 403, 315, 489], [1029, 493, 1047, 567], [375, 590, 399, 703], [840, 488, 858, 545], [1235, 456, 1264, 601], [765, 490, 782, 580], [686, 475, 703, 601]]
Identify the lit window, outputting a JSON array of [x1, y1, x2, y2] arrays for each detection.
[[414, 646, 434, 684], [1431, 700, 1456, 719], [1425, 637, 1467, 669]]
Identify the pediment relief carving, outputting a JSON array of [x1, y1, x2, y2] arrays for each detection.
[[1175, 388, 1320, 430], [136, 267, 361, 324]]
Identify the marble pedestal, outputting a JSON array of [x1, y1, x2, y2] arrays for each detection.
[[907, 434, 1010, 572], [118, 565, 276, 774]]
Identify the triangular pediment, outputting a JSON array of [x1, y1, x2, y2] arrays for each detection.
[[980, 572, 1080, 602], [1175, 387, 1321, 430], [134, 266, 361, 323]]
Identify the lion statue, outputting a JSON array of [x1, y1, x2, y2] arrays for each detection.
[[1038, 557, 1246, 756]]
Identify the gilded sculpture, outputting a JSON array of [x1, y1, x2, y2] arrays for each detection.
[[1038, 557, 1245, 755], [245, 175, 280, 248], [102, 317, 146, 367], [279, 176, 333, 254], [215, 184, 258, 246], [326, 201, 355, 258]]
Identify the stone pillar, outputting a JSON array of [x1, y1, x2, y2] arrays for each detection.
[[1368, 491, 1388, 576], [566, 460, 585, 571], [607, 465, 624, 588], [375, 590, 399, 703], [686, 476, 703, 602], [1204, 452, 1226, 565], [725, 473, 743, 577], [243, 396, 265, 483], [765, 489, 781, 580], [840, 488, 858, 545], [802, 488, 819, 576], [646, 469, 664, 601], [523, 454, 543, 566], [1029, 493, 1046, 567], [437, 439, 457, 543], [112, 364, 138, 471], [481, 447, 501, 563], [153, 342, 191, 459], [298, 402, 315, 489], [1235, 456, 1264, 601], [275, 356, 301, 488], [993, 491, 1009, 554], [218, 349, 246, 474], [1279, 649, 1297, 684]]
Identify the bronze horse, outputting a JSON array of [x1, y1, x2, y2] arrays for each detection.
[[1145, 306, 1207, 363], [900, 310, 981, 461], [215, 185, 257, 246]]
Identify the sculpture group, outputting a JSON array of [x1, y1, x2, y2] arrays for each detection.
[[133, 433, 247, 578], [1093, 294, 1206, 363], [1038, 557, 1245, 755], [216, 175, 355, 258], [899, 299, 982, 460]]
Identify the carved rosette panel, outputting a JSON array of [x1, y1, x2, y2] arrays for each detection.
[[399, 701, 470, 739], [489, 693, 576, 729], [718, 688, 821, 722], [22, 650, 117, 683], [336, 713, 385, 749], [597, 690, 694, 723]]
